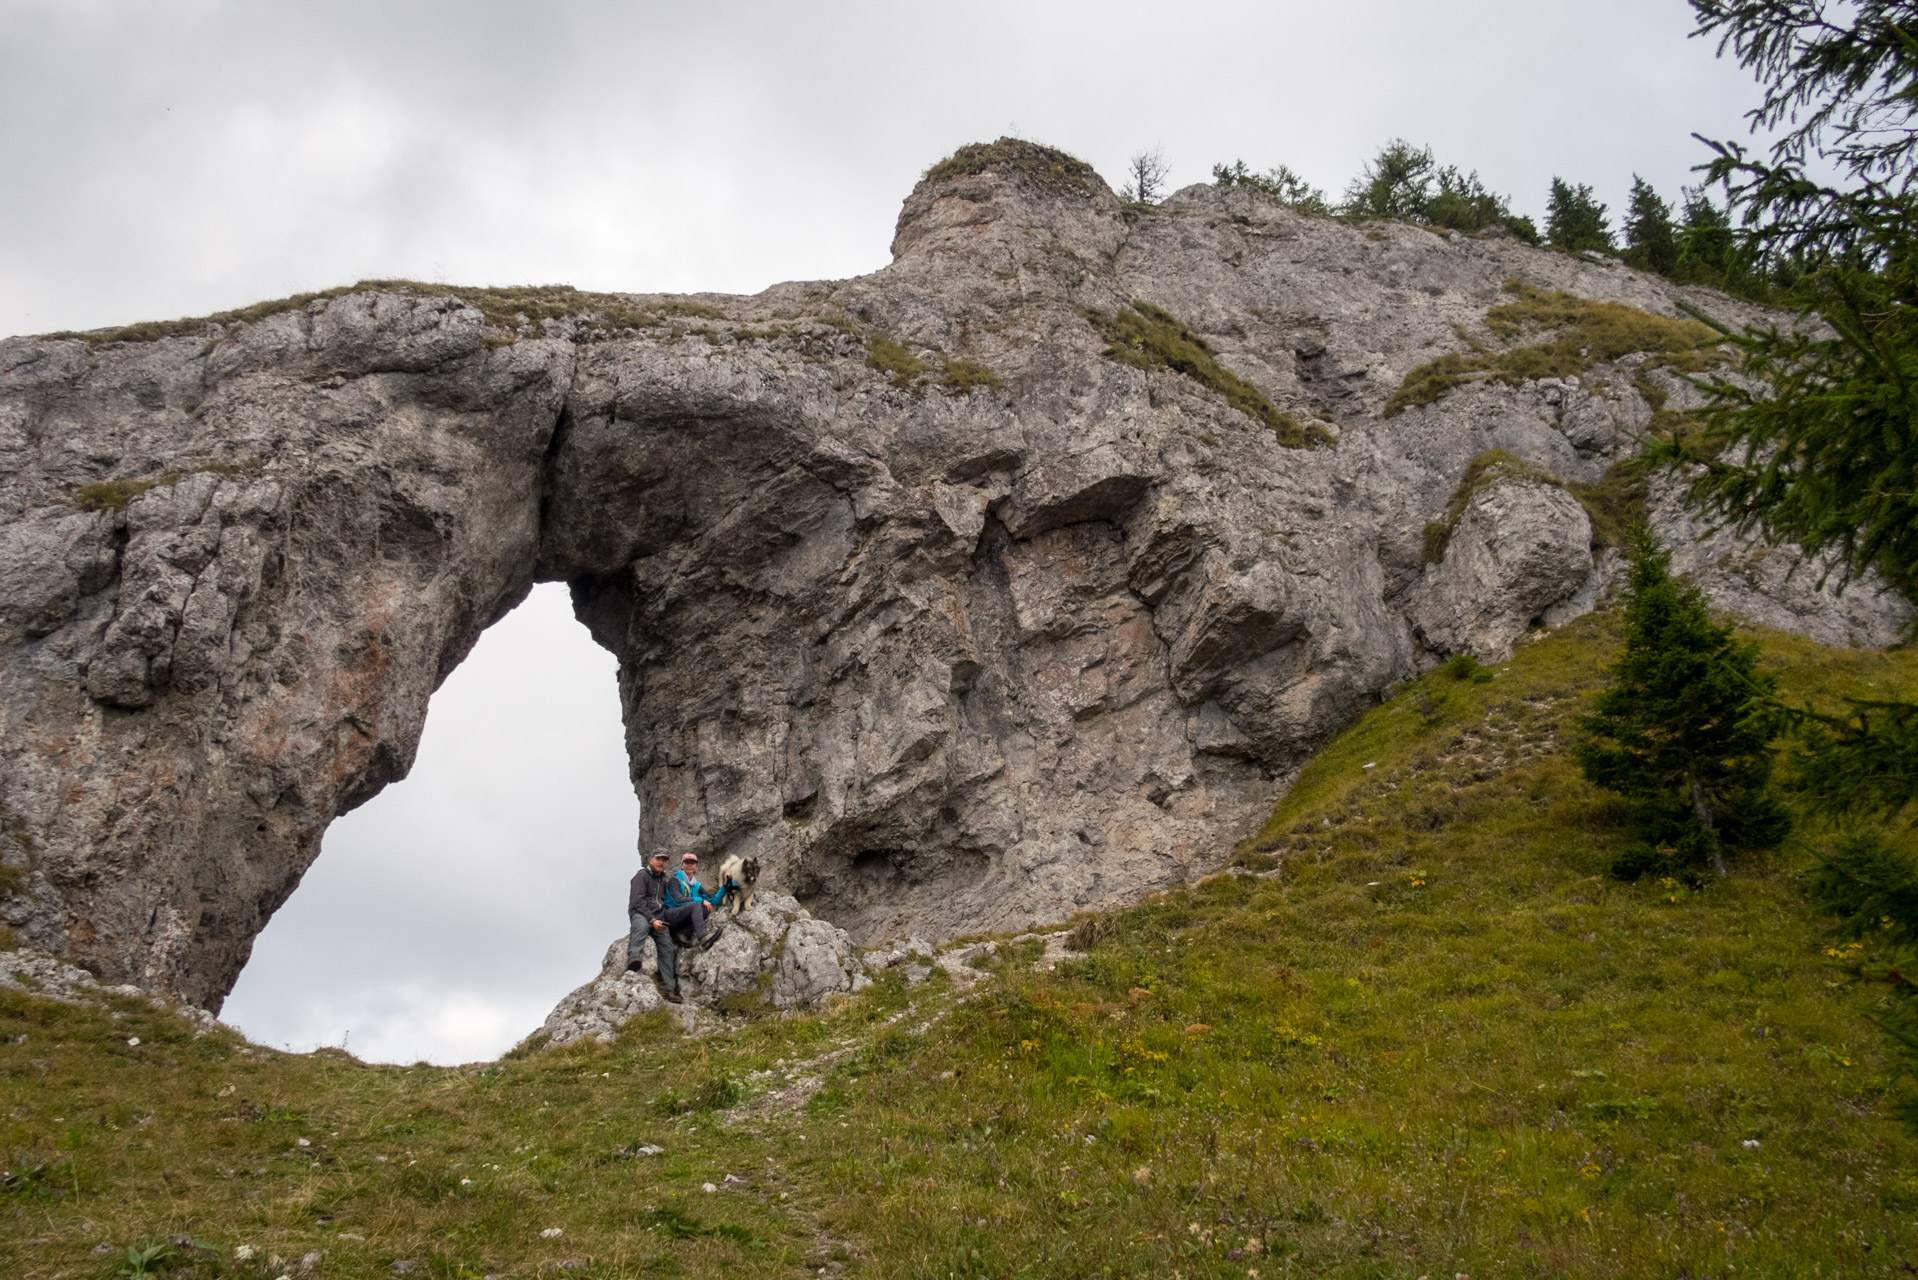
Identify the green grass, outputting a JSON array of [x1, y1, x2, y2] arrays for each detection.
[[939, 357, 1003, 394], [1091, 302, 1333, 449], [7, 614, 1918, 1278], [864, 337, 1004, 397], [864, 335, 928, 391], [1387, 280, 1729, 416]]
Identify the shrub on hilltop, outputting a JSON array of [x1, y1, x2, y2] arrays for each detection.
[[922, 138, 1102, 197]]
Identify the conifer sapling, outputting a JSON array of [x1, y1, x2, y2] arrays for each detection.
[[1574, 531, 1790, 878]]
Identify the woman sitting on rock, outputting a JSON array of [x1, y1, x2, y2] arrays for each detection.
[[663, 851, 727, 952]]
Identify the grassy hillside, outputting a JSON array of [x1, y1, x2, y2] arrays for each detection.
[[6, 611, 1918, 1279]]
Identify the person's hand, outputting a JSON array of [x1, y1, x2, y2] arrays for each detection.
[[652, 919, 665, 931]]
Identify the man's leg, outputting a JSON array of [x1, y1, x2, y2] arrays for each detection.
[[626, 912, 651, 972], [651, 925, 678, 994]]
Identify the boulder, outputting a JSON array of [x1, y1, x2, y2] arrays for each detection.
[[536, 892, 863, 1046], [1407, 479, 1594, 662]]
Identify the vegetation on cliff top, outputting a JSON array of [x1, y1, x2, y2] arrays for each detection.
[[36, 283, 729, 348], [7, 614, 1918, 1279], [922, 138, 1102, 198]]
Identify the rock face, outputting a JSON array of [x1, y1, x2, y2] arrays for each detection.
[[0, 141, 1908, 1009]]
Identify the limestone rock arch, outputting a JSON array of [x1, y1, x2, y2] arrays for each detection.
[[0, 141, 1903, 1009]]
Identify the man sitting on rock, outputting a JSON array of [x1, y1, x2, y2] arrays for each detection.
[[626, 849, 685, 1003], [664, 851, 727, 952]]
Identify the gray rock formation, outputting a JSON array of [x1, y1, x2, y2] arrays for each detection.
[[1647, 471, 1911, 649], [538, 891, 866, 1045], [1407, 479, 1594, 662], [0, 942, 218, 1034], [0, 141, 1907, 1009]]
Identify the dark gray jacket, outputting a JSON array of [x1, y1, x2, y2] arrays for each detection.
[[629, 867, 669, 919]]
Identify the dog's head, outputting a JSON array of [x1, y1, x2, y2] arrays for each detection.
[[739, 857, 761, 885]]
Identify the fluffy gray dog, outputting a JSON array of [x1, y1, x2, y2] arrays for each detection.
[[717, 854, 760, 916]]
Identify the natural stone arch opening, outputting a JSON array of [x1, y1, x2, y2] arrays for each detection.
[[219, 582, 637, 1063]]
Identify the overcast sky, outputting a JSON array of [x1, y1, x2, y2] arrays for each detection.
[[4, 0, 1772, 1062]]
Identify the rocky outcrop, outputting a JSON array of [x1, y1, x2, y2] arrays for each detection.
[[537, 892, 869, 1046], [0, 141, 1908, 1009], [1646, 471, 1911, 649], [0, 943, 219, 1034], [1407, 477, 1595, 662]]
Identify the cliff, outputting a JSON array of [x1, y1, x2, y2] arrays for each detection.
[[0, 139, 1905, 1008]]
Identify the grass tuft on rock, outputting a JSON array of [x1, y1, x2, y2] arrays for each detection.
[[1091, 301, 1332, 448], [864, 335, 928, 391], [1565, 456, 1654, 551], [922, 138, 1102, 197], [938, 357, 1003, 394], [70, 460, 259, 513], [1387, 280, 1727, 416]]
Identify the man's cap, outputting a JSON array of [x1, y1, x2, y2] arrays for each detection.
[[646, 848, 671, 862]]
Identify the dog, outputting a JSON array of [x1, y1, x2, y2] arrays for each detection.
[[716, 854, 760, 916]]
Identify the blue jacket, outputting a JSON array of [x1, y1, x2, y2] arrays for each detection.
[[664, 868, 723, 910]]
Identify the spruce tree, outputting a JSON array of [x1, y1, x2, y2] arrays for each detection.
[[1675, 186, 1736, 285], [1622, 176, 1680, 276], [1211, 160, 1330, 215], [1426, 165, 1521, 235], [1547, 178, 1614, 252], [1686, 0, 1918, 1129], [1332, 141, 1534, 240], [1341, 140, 1436, 220], [1574, 532, 1790, 879]]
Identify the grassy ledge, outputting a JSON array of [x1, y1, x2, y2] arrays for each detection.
[[1419, 446, 1650, 562], [1091, 301, 1333, 449], [1386, 280, 1729, 417], [6, 616, 1918, 1278], [1421, 448, 1563, 563], [864, 335, 1004, 396], [68, 460, 260, 514]]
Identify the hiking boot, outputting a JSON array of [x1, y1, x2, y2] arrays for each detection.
[[698, 924, 727, 951], [623, 958, 646, 975], [658, 985, 683, 1005]]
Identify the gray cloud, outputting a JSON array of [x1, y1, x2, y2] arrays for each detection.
[[5, 0, 1761, 337]]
